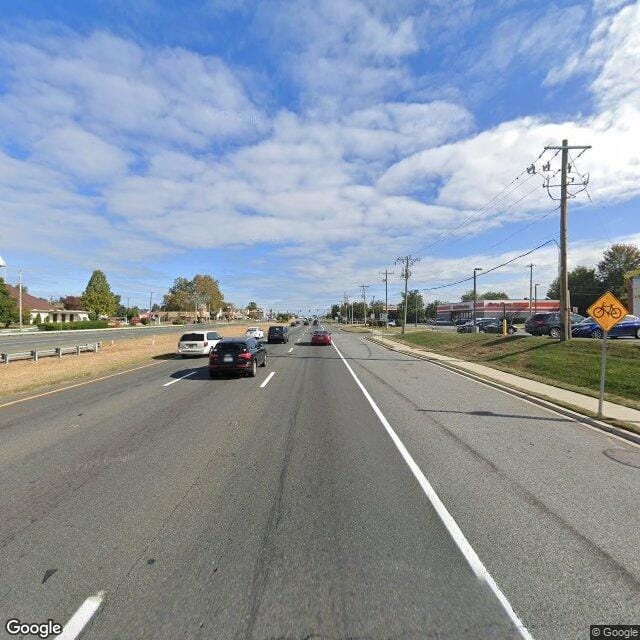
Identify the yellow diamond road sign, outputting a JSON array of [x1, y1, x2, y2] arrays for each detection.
[[586, 291, 628, 333]]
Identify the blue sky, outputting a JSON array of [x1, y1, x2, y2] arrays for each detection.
[[0, 0, 638, 311]]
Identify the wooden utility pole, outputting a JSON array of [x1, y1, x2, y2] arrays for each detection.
[[395, 255, 420, 335], [358, 284, 369, 325], [380, 269, 394, 329], [544, 139, 591, 341]]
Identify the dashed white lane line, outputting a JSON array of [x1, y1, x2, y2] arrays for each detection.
[[331, 340, 534, 640], [260, 371, 276, 388], [163, 370, 196, 387], [57, 591, 105, 640], [288, 347, 294, 353]]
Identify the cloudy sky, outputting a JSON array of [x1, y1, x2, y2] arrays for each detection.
[[0, 0, 638, 311]]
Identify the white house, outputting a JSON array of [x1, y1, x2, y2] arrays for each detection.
[[6, 285, 89, 324]]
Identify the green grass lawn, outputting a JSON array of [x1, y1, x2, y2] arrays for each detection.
[[396, 331, 640, 409]]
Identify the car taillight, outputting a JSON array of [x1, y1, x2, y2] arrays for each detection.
[[210, 351, 218, 360], [238, 352, 252, 360]]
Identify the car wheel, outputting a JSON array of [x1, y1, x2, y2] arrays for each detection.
[[549, 327, 561, 339], [635, 328, 640, 339], [260, 353, 267, 367], [591, 328, 604, 339], [209, 371, 217, 379]]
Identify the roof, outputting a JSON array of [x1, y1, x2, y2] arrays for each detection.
[[5, 284, 59, 310]]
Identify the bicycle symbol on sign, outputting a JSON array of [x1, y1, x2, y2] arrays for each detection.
[[592, 303, 622, 320]]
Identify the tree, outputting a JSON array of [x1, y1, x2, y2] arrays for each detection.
[[247, 301, 258, 311], [461, 290, 508, 301], [81, 270, 118, 320], [398, 290, 425, 324], [597, 243, 640, 301], [163, 275, 224, 313], [425, 300, 439, 318], [193, 274, 224, 311], [480, 291, 509, 300], [547, 266, 605, 315], [60, 295, 85, 310], [0, 277, 19, 327]]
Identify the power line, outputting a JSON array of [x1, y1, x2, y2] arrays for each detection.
[[421, 239, 557, 292]]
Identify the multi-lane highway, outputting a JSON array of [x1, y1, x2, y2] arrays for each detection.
[[0, 324, 223, 355], [1, 323, 639, 639]]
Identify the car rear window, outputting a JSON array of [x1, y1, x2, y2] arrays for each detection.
[[269, 326, 284, 333], [207, 332, 221, 340], [215, 342, 246, 353], [180, 333, 205, 342], [530, 314, 547, 321]]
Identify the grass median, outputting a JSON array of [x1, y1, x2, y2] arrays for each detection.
[[0, 323, 273, 399], [394, 330, 640, 411]]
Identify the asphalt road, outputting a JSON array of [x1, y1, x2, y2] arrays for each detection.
[[1, 323, 639, 639], [0, 323, 228, 355]]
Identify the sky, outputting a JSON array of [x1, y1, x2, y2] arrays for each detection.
[[0, 0, 639, 312]]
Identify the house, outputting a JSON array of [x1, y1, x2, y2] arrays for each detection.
[[6, 285, 89, 324], [626, 269, 640, 315]]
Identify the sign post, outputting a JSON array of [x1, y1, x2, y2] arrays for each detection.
[[586, 291, 627, 418]]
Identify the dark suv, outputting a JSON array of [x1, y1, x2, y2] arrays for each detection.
[[525, 312, 585, 338], [209, 338, 267, 377], [268, 325, 289, 344]]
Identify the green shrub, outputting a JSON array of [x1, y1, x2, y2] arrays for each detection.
[[172, 320, 185, 325], [140, 317, 149, 325], [38, 320, 109, 331]]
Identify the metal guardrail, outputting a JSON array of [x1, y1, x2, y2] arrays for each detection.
[[2, 342, 101, 365]]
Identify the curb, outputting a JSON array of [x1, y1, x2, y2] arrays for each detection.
[[366, 335, 640, 448]]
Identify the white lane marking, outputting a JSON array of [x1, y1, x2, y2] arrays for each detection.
[[57, 591, 105, 640], [331, 341, 534, 640], [260, 371, 276, 388], [162, 370, 196, 387], [288, 347, 294, 353]]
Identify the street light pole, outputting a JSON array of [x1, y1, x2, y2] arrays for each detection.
[[473, 267, 483, 331]]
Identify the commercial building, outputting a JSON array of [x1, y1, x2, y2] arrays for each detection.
[[626, 269, 640, 315], [437, 299, 560, 323]]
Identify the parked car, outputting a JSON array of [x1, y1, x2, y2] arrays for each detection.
[[435, 318, 451, 326], [311, 330, 332, 346], [303, 319, 310, 325], [268, 325, 289, 343], [245, 326, 264, 339], [483, 319, 517, 334], [525, 312, 585, 338], [572, 314, 640, 339], [456, 318, 499, 333], [209, 337, 267, 377], [178, 331, 222, 357]]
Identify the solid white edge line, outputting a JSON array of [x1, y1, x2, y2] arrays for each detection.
[[331, 340, 534, 640], [162, 370, 196, 387], [368, 337, 640, 451], [260, 371, 276, 388], [57, 591, 105, 640]]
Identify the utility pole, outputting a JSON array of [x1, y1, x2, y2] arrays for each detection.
[[396, 255, 420, 335], [149, 292, 153, 322], [380, 269, 394, 329], [358, 284, 370, 325], [18, 268, 23, 333], [528, 265, 534, 315], [544, 139, 591, 340], [473, 267, 483, 331]]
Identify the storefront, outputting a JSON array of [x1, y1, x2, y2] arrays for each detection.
[[436, 299, 560, 323]]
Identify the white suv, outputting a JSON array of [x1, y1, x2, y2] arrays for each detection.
[[178, 331, 222, 357], [245, 327, 264, 339]]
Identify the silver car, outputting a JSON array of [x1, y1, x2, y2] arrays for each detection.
[[178, 331, 222, 357]]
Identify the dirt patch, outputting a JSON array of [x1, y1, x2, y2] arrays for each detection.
[[0, 323, 272, 399]]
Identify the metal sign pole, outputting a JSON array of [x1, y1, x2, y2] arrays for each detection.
[[598, 331, 608, 418]]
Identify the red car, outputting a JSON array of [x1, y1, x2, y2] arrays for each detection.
[[311, 330, 332, 346]]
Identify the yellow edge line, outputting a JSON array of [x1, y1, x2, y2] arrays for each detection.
[[0, 361, 164, 410]]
